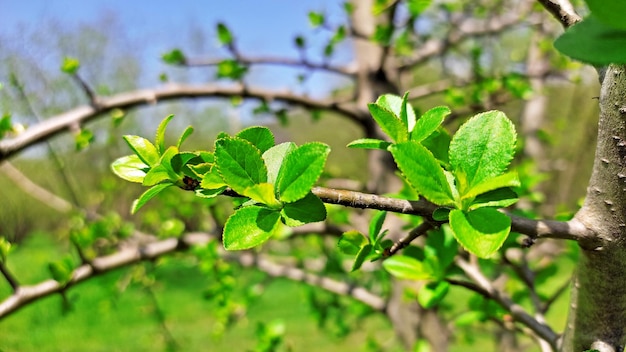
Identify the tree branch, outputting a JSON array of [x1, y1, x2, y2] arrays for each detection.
[[0, 83, 363, 161], [536, 0, 581, 28], [455, 257, 558, 349], [387, 221, 435, 256]]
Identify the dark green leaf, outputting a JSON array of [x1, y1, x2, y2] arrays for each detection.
[[449, 208, 511, 258], [281, 192, 326, 226], [223, 206, 281, 250], [111, 155, 148, 183], [276, 142, 330, 202], [162, 49, 186, 65], [432, 208, 451, 221], [295, 36, 306, 48], [346, 138, 391, 150], [586, 0, 626, 30], [554, 15, 626, 65], [236, 126, 275, 153], [469, 187, 519, 210], [131, 183, 173, 214], [418, 281, 450, 308], [215, 137, 267, 194], [449, 111, 516, 192], [352, 244, 373, 272], [216, 22, 233, 45], [411, 106, 450, 142], [390, 141, 454, 205]]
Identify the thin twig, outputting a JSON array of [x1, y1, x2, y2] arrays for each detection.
[[536, 0, 582, 28], [387, 221, 435, 256], [0, 263, 19, 291]]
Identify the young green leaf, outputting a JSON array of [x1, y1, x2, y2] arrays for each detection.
[[200, 166, 227, 189], [368, 103, 408, 143], [195, 187, 226, 198], [162, 49, 186, 65], [449, 110, 516, 191], [369, 211, 387, 243], [390, 141, 454, 205], [48, 256, 74, 285], [143, 164, 173, 186], [275, 142, 330, 202], [61, 57, 80, 74], [262, 142, 296, 184], [131, 183, 173, 214], [462, 172, 520, 200], [352, 244, 373, 272], [244, 183, 281, 208], [111, 155, 148, 183], [216, 22, 233, 45], [449, 208, 511, 258], [382, 255, 436, 281], [223, 206, 281, 250], [346, 138, 391, 150], [418, 281, 450, 308], [421, 127, 451, 164], [237, 126, 275, 153], [411, 106, 450, 142], [217, 59, 248, 79], [75, 129, 94, 151], [280, 192, 326, 226], [338, 231, 369, 255], [215, 137, 267, 194], [155, 115, 174, 155], [177, 126, 194, 148], [123, 135, 160, 167], [308, 11, 325, 28], [469, 187, 518, 210]]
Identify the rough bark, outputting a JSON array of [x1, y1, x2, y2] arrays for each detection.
[[562, 65, 626, 351]]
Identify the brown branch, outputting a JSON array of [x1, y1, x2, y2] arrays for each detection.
[[0, 83, 363, 161], [185, 56, 357, 77], [0, 231, 385, 319], [387, 221, 435, 256], [0, 263, 19, 292], [0, 161, 73, 213], [455, 257, 558, 349], [536, 0, 581, 28]]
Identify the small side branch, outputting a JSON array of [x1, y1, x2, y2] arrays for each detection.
[[0, 263, 19, 291], [455, 257, 558, 349], [536, 0, 581, 28], [387, 221, 435, 256]]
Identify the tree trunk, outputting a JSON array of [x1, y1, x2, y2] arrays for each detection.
[[561, 65, 626, 352]]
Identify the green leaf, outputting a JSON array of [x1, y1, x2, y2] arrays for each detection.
[[390, 141, 454, 205], [554, 15, 626, 65], [200, 166, 227, 189], [407, 0, 432, 16], [215, 137, 267, 194], [237, 126, 275, 153], [217, 59, 248, 80], [61, 57, 80, 74], [280, 192, 326, 226], [454, 311, 487, 327], [376, 93, 415, 134], [111, 155, 148, 183], [244, 183, 281, 208], [143, 164, 173, 186], [195, 187, 226, 198], [155, 115, 174, 155], [294, 35, 306, 48], [276, 142, 330, 202], [432, 208, 451, 221], [338, 231, 368, 255], [308, 11, 325, 28], [162, 49, 186, 65], [421, 127, 451, 165], [383, 255, 435, 281], [346, 138, 391, 150], [262, 142, 296, 184], [48, 256, 74, 285], [399, 93, 416, 133], [123, 135, 160, 167], [176, 126, 194, 149], [586, 0, 626, 30], [216, 22, 233, 45], [368, 103, 408, 143], [449, 111, 516, 192], [426, 225, 458, 274], [75, 129, 94, 151], [369, 211, 387, 243], [352, 244, 373, 272], [449, 208, 511, 258], [418, 281, 450, 308], [131, 183, 173, 214], [223, 206, 281, 250], [469, 188, 519, 210], [0, 237, 12, 263], [411, 106, 450, 142], [462, 172, 520, 200], [158, 146, 181, 179]]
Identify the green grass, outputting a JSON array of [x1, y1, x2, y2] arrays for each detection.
[[0, 235, 402, 352]]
